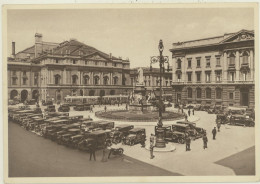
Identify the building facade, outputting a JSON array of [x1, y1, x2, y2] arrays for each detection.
[[8, 33, 132, 102], [170, 30, 255, 108]]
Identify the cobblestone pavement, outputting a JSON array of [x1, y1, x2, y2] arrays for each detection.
[[11, 103, 255, 176]]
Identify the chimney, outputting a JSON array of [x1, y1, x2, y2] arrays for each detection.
[[109, 53, 112, 59], [12, 42, 15, 56], [35, 33, 42, 42]]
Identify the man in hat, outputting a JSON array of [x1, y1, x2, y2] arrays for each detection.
[[150, 134, 155, 159], [212, 127, 217, 140]]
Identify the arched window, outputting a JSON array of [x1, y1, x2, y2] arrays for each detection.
[[72, 75, 78, 85], [94, 76, 99, 85], [177, 59, 182, 69], [54, 74, 61, 85], [229, 53, 235, 65], [103, 76, 109, 85], [187, 88, 192, 98], [216, 88, 222, 99], [196, 88, 202, 98], [205, 88, 211, 99], [113, 76, 118, 85], [83, 75, 89, 85], [242, 52, 249, 64]]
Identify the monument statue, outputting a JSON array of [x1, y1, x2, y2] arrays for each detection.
[[137, 67, 144, 85]]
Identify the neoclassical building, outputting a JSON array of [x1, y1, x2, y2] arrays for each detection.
[[8, 33, 132, 102], [170, 29, 255, 108]]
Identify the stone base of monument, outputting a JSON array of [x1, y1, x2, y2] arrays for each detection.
[[145, 143, 176, 152]]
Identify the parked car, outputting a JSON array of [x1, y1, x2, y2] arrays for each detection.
[[216, 113, 229, 124], [25, 99, 36, 105], [78, 130, 111, 151], [165, 124, 191, 144], [45, 105, 56, 112], [110, 124, 134, 143], [58, 104, 70, 112], [124, 128, 146, 146], [176, 121, 205, 139], [61, 128, 82, 146], [42, 100, 53, 106], [229, 115, 255, 127]]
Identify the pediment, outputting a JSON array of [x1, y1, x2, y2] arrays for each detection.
[[84, 52, 109, 61], [220, 30, 254, 43]]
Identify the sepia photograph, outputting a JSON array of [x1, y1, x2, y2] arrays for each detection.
[[2, 3, 259, 183]]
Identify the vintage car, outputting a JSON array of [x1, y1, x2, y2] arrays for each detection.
[[58, 104, 70, 112], [42, 100, 53, 106], [229, 115, 255, 127], [110, 124, 134, 143], [68, 115, 84, 123], [163, 124, 191, 144], [55, 123, 82, 142], [45, 105, 56, 112], [68, 134, 85, 148], [61, 129, 82, 146], [78, 130, 110, 151], [176, 121, 205, 139], [124, 128, 146, 146], [245, 108, 255, 120], [216, 113, 228, 124], [96, 121, 115, 130]]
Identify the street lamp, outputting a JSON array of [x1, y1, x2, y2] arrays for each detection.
[[150, 39, 169, 148]]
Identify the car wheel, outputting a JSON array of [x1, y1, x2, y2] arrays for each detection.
[[118, 148, 124, 155], [178, 138, 185, 144]]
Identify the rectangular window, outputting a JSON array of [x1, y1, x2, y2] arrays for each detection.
[[196, 73, 201, 82], [34, 74, 38, 85], [230, 72, 235, 81], [177, 74, 181, 82], [56, 59, 59, 64], [188, 59, 192, 68], [105, 62, 107, 66], [165, 81, 168, 86], [73, 60, 76, 64], [187, 73, 192, 82], [114, 63, 117, 67], [229, 92, 233, 99], [197, 59, 201, 68], [206, 73, 211, 82], [216, 72, 221, 82], [206, 58, 210, 67], [12, 78, 17, 85], [243, 73, 247, 81], [95, 61, 98, 65], [216, 58, 220, 66], [23, 78, 27, 85], [85, 61, 88, 65]]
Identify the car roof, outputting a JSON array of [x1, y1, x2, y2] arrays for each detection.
[[68, 128, 81, 132], [89, 130, 107, 135], [129, 128, 145, 132], [98, 121, 114, 125], [177, 121, 195, 125], [172, 124, 189, 127], [116, 124, 133, 128]]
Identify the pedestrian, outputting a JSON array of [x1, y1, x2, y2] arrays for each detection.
[[89, 141, 97, 161], [202, 134, 208, 149], [217, 122, 221, 132], [141, 132, 146, 148], [185, 113, 188, 121], [188, 109, 191, 117], [212, 127, 217, 140], [126, 103, 128, 111], [181, 108, 184, 114], [101, 142, 108, 162], [185, 135, 191, 151], [104, 105, 107, 112], [193, 109, 195, 115], [150, 134, 155, 159]]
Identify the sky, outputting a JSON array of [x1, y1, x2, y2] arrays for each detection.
[[7, 8, 254, 68]]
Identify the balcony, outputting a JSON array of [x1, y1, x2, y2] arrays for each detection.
[[172, 81, 184, 85], [228, 63, 235, 69]]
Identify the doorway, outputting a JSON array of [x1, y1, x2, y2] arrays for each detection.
[[21, 90, 28, 102]]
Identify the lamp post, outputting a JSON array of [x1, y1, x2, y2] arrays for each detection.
[[150, 40, 169, 148]]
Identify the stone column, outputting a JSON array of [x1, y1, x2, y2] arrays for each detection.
[[223, 52, 227, 82], [250, 50, 254, 81], [172, 57, 176, 82], [63, 69, 66, 84], [182, 58, 185, 82], [235, 51, 240, 81]]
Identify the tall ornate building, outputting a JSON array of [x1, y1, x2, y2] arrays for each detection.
[[170, 29, 255, 108], [8, 33, 131, 102]]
